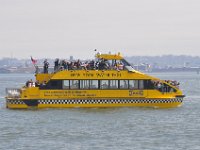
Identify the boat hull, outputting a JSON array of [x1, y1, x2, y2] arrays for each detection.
[[6, 98, 183, 109]]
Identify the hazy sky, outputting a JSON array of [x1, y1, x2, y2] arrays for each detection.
[[0, 0, 199, 59]]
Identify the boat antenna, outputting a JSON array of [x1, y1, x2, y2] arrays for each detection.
[[94, 49, 101, 60]]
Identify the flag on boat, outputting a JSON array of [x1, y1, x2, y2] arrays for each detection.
[[31, 56, 37, 64]]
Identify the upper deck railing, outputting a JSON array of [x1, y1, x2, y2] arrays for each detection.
[[6, 88, 21, 98]]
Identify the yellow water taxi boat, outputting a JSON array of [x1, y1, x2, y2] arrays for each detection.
[[5, 52, 185, 109]]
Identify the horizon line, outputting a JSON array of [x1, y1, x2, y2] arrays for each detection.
[[0, 54, 200, 60]]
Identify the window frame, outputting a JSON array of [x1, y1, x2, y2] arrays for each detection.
[[69, 80, 79, 89], [89, 80, 99, 89], [109, 80, 119, 89], [63, 80, 70, 89], [129, 80, 139, 89], [80, 80, 90, 89], [100, 80, 109, 89], [119, 80, 129, 89]]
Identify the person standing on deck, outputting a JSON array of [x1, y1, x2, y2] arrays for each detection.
[[43, 59, 49, 73], [54, 58, 59, 72]]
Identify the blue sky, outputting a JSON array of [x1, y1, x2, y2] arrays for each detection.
[[0, 0, 199, 59]]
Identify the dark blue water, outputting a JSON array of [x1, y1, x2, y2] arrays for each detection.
[[0, 72, 200, 150]]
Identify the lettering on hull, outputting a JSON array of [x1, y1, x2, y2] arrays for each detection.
[[129, 90, 144, 97]]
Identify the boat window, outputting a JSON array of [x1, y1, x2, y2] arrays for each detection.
[[119, 80, 128, 89], [110, 80, 118, 89], [139, 80, 144, 89], [63, 80, 70, 89], [70, 80, 79, 89], [121, 59, 132, 66], [144, 80, 155, 89], [80, 80, 90, 89], [129, 80, 138, 89], [90, 80, 99, 89], [100, 80, 109, 89], [42, 80, 62, 89]]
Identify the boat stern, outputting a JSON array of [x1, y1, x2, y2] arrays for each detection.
[[5, 88, 27, 108]]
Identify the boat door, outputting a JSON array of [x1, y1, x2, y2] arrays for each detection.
[[128, 80, 147, 98]]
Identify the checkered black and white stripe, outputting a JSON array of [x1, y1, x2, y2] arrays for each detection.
[[38, 98, 183, 105], [6, 98, 183, 105], [6, 99, 25, 105]]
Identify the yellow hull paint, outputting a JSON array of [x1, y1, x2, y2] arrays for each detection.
[[38, 102, 182, 108], [7, 104, 28, 109], [6, 98, 183, 109], [7, 102, 182, 109]]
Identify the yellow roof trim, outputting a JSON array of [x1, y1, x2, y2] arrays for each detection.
[[95, 53, 123, 60]]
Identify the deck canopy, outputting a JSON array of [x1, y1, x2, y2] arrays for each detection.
[[95, 52, 123, 60]]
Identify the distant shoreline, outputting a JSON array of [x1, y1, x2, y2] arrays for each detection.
[[0, 68, 199, 74]]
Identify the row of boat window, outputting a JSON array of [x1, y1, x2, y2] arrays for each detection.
[[42, 79, 146, 90], [65, 80, 144, 89]]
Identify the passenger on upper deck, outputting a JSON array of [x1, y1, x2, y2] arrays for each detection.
[[69, 62, 74, 70], [64, 60, 68, 70], [54, 58, 59, 72], [81, 61, 88, 70], [88, 60, 95, 70], [114, 61, 124, 71], [43, 59, 49, 73], [60, 60, 68, 70], [74, 59, 81, 70], [98, 59, 109, 70], [44, 55, 127, 73]]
